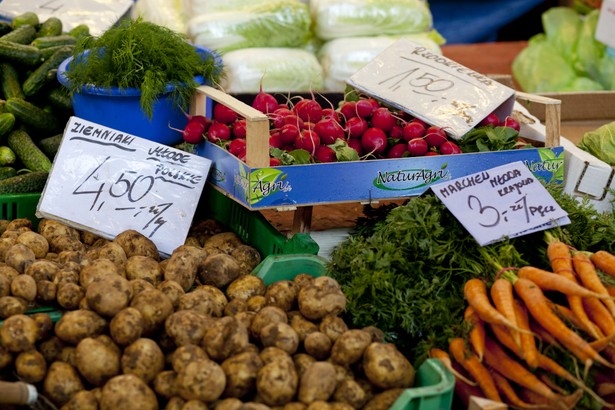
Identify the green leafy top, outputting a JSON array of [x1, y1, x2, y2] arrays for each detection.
[[458, 125, 528, 153], [64, 18, 222, 119]]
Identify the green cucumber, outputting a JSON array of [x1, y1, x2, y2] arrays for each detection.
[[0, 166, 17, 180], [0, 63, 24, 100], [0, 146, 15, 165], [0, 171, 48, 193], [0, 22, 13, 36], [12, 12, 39, 29], [22, 46, 73, 97], [68, 24, 90, 39], [46, 87, 73, 112], [7, 129, 52, 172], [31, 34, 76, 49], [38, 133, 63, 158], [5, 98, 60, 133], [39, 44, 74, 61], [0, 40, 42, 66], [0, 24, 37, 44], [0, 112, 15, 137], [36, 17, 63, 38]]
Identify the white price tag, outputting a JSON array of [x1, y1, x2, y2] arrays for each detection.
[[347, 38, 516, 139], [37, 117, 212, 258], [596, 0, 615, 49], [431, 161, 570, 246]]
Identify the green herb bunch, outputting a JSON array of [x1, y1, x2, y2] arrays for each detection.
[[64, 18, 222, 119]]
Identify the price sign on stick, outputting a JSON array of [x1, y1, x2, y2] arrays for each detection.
[[431, 161, 570, 246], [347, 38, 516, 139], [37, 117, 212, 258]]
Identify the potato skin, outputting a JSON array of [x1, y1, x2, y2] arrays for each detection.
[[153, 369, 179, 399], [260, 322, 299, 355], [59, 390, 99, 410], [298, 277, 346, 321], [250, 306, 288, 340], [110, 307, 144, 346], [330, 330, 372, 366], [113, 229, 159, 261], [121, 337, 165, 384], [319, 316, 348, 343], [0, 314, 39, 352], [85, 274, 132, 317], [15, 349, 47, 383], [130, 288, 174, 335], [362, 388, 405, 410], [176, 358, 226, 402], [126, 255, 163, 284], [221, 351, 264, 398], [298, 361, 338, 404], [75, 337, 121, 386], [171, 344, 209, 374], [303, 332, 332, 360], [362, 343, 415, 389], [54, 309, 107, 345], [256, 358, 298, 406], [43, 361, 85, 406], [333, 379, 368, 409], [164, 247, 201, 291], [202, 316, 249, 361], [100, 374, 158, 410], [198, 253, 242, 288], [226, 275, 266, 301], [5, 243, 36, 273], [165, 309, 209, 347]]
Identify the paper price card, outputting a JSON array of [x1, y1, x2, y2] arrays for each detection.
[[430, 161, 570, 246], [37, 117, 212, 258], [347, 38, 516, 139]]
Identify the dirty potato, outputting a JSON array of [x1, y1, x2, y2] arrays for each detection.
[[59, 390, 99, 410], [54, 309, 107, 345], [121, 337, 165, 384], [163, 246, 201, 291], [16, 230, 49, 258], [202, 316, 249, 361], [109, 307, 144, 346], [10, 274, 37, 302], [5, 243, 35, 273], [256, 356, 299, 406], [15, 349, 47, 383], [153, 369, 179, 400], [298, 277, 346, 321], [56, 282, 85, 310], [319, 315, 348, 343], [75, 337, 121, 386], [362, 342, 415, 389], [43, 361, 85, 407], [226, 275, 266, 301], [100, 374, 158, 410], [260, 322, 299, 355], [176, 358, 226, 402], [203, 231, 243, 254], [0, 295, 27, 318], [265, 280, 297, 312], [250, 305, 288, 340], [165, 309, 209, 347], [0, 314, 39, 352], [126, 255, 163, 284], [230, 244, 261, 275], [25, 259, 59, 282], [171, 344, 209, 374], [156, 280, 185, 309], [298, 361, 338, 404], [330, 330, 372, 366], [130, 288, 174, 335], [198, 253, 241, 288], [221, 350, 263, 398], [303, 332, 332, 360], [113, 229, 159, 261], [85, 274, 132, 317]]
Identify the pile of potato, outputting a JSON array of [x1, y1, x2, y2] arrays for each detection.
[[0, 217, 415, 410]]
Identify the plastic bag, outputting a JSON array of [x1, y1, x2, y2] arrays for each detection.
[[131, 0, 187, 34], [578, 121, 615, 166]]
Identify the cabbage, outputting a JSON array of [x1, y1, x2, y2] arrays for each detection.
[[578, 121, 615, 166], [542, 7, 581, 64], [182, 0, 272, 14], [131, 0, 187, 34], [318, 32, 444, 92], [311, 0, 432, 40], [188, 0, 311, 53], [220, 48, 323, 93]]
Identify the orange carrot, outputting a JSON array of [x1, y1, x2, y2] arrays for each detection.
[[573, 251, 615, 317], [449, 337, 501, 402], [464, 306, 486, 362], [514, 299, 540, 369], [428, 347, 477, 386], [608, 285, 615, 298], [518, 388, 583, 410], [513, 277, 614, 369], [596, 383, 615, 397], [529, 318, 562, 349], [489, 368, 550, 409], [491, 278, 521, 348], [583, 297, 615, 338], [548, 300, 605, 339], [517, 265, 613, 300], [591, 250, 615, 279]]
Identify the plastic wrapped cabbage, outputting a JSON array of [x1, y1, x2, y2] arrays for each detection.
[[188, 0, 311, 53], [181, 0, 272, 14], [542, 7, 581, 64], [319, 32, 444, 92], [220, 48, 324, 93], [131, 0, 187, 34], [578, 121, 615, 166], [310, 0, 433, 40]]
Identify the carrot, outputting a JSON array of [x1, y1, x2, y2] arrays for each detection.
[[489, 368, 551, 409], [529, 318, 562, 349], [591, 250, 615, 279], [517, 265, 614, 300], [513, 277, 614, 369], [573, 251, 615, 317], [449, 337, 501, 402], [518, 388, 583, 410], [428, 347, 477, 386], [583, 296, 615, 338], [596, 383, 615, 397], [513, 299, 540, 369], [490, 278, 521, 348], [548, 300, 605, 339], [464, 306, 485, 362], [608, 285, 615, 298]]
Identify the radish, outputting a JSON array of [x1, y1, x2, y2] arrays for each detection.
[[389, 125, 403, 142], [387, 143, 408, 159], [402, 121, 426, 142], [322, 108, 341, 122], [231, 119, 247, 139], [356, 98, 378, 118], [172, 120, 205, 144], [269, 131, 283, 149], [269, 157, 281, 166], [425, 151, 440, 156], [424, 126, 447, 148], [279, 123, 301, 146], [280, 114, 305, 130], [407, 138, 428, 156], [314, 118, 344, 145], [502, 116, 520, 132], [186, 114, 210, 130], [314, 145, 337, 163], [439, 141, 462, 155], [361, 127, 388, 155], [228, 138, 247, 157], [370, 107, 396, 132], [207, 122, 231, 143], [252, 86, 278, 114], [213, 103, 239, 125], [295, 129, 320, 156], [293, 98, 323, 123], [271, 107, 293, 128], [303, 121, 316, 131], [345, 116, 368, 139], [347, 137, 363, 156], [339, 101, 357, 121], [479, 112, 500, 127]]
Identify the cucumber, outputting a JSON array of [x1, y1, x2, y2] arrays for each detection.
[[39, 133, 63, 158], [0, 112, 15, 137], [31, 34, 76, 49], [0, 166, 17, 180], [7, 129, 52, 172], [22, 45, 73, 97], [0, 171, 48, 193], [0, 40, 42, 66], [0, 62, 24, 99], [5, 97, 59, 133], [46, 87, 73, 112], [0, 22, 13, 36], [12, 12, 39, 29], [0, 146, 15, 165], [36, 17, 63, 38], [39, 44, 74, 61], [0, 24, 37, 44], [68, 24, 90, 39]]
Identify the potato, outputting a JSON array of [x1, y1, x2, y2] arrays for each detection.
[[195, 285, 228, 317], [332, 379, 368, 409], [226, 275, 266, 301], [171, 344, 209, 374], [6, 217, 32, 231], [126, 255, 163, 284], [121, 337, 165, 384], [293, 353, 316, 379], [16, 230, 48, 258], [362, 343, 415, 389], [176, 358, 226, 402], [79, 258, 119, 288], [0, 295, 27, 318], [319, 316, 348, 343], [109, 307, 144, 346], [81, 229, 103, 246], [198, 253, 241, 288], [224, 297, 247, 316], [298, 361, 338, 404], [15, 349, 47, 383], [288, 312, 318, 342], [43, 361, 85, 406], [250, 306, 288, 340], [31, 312, 54, 340], [54, 269, 80, 286], [202, 316, 249, 361], [165, 309, 209, 347], [0, 273, 9, 297], [235, 311, 256, 330], [167, 397, 188, 410], [362, 388, 405, 410], [204, 231, 243, 254], [157, 279, 185, 309], [5, 243, 35, 273], [59, 346, 77, 367], [298, 277, 346, 321], [0, 264, 19, 283], [230, 244, 261, 275], [55, 309, 107, 345], [178, 287, 223, 317], [38, 219, 80, 242], [86, 274, 132, 317], [0, 314, 39, 352], [25, 259, 59, 282], [94, 241, 128, 275], [95, 334, 121, 357], [164, 246, 201, 291], [39, 335, 65, 363], [113, 229, 159, 261], [49, 235, 86, 253], [303, 332, 332, 360], [330, 330, 372, 366], [57, 250, 85, 266], [130, 278, 155, 296], [10, 274, 36, 301], [362, 326, 385, 343], [260, 322, 299, 355], [57, 282, 86, 310], [60, 390, 99, 410], [221, 350, 263, 398], [183, 400, 209, 410], [265, 280, 297, 312], [130, 287, 174, 335], [100, 374, 158, 410], [283, 403, 307, 410], [293, 274, 315, 291], [154, 369, 179, 399], [214, 398, 242, 410], [75, 337, 121, 386], [256, 358, 298, 406], [0, 344, 12, 369], [246, 295, 267, 312]]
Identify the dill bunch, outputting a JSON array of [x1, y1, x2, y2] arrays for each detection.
[[64, 18, 222, 119]]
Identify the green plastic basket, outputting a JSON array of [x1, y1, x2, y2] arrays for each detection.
[[0, 192, 41, 229], [391, 359, 455, 410], [251, 254, 329, 285]]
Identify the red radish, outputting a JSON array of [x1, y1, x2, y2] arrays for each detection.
[[252, 86, 278, 114], [269, 157, 281, 166], [231, 119, 247, 139], [207, 122, 231, 143], [356, 98, 378, 118], [370, 107, 396, 132], [303, 121, 316, 131], [412, 117, 428, 127], [321, 108, 341, 122], [387, 143, 408, 159], [269, 131, 283, 149], [314, 118, 345, 145], [339, 101, 357, 121], [279, 123, 301, 146], [213, 103, 239, 125], [389, 125, 403, 141], [314, 145, 337, 163], [228, 138, 247, 157], [424, 126, 448, 148], [479, 112, 500, 127], [171, 120, 205, 144], [361, 127, 388, 155], [293, 98, 323, 123], [402, 121, 426, 141], [277, 103, 289, 110], [502, 116, 520, 132], [347, 138, 363, 156], [280, 114, 305, 130], [407, 138, 429, 156], [345, 116, 368, 139], [439, 141, 462, 155], [271, 107, 293, 128], [425, 151, 440, 156], [186, 114, 210, 130], [295, 129, 320, 155]]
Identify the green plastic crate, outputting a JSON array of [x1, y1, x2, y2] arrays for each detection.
[[0, 192, 41, 229], [251, 254, 329, 285], [391, 359, 455, 410]]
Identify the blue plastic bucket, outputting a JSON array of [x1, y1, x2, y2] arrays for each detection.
[[57, 46, 222, 146]]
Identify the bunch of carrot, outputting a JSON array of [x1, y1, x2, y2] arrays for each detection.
[[430, 234, 615, 409]]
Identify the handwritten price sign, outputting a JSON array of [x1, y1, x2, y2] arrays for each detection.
[[37, 117, 212, 257], [347, 38, 516, 139], [431, 161, 570, 246]]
